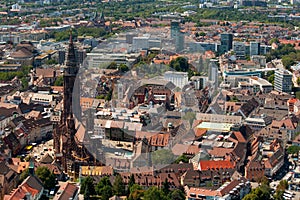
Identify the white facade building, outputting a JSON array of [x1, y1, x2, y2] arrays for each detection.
[[164, 71, 188, 89]]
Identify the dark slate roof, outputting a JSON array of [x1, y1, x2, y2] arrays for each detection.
[[237, 98, 259, 118], [39, 153, 54, 164], [25, 176, 43, 192]]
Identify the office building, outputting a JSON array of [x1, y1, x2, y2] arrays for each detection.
[[274, 69, 293, 93], [220, 33, 233, 54], [250, 42, 260, 57], [164, 71, 188, 89], [208, 61, 219, 88], [233, 41, 246, 59], [170, 20, 184, 52], [132, 36, 150, 51]]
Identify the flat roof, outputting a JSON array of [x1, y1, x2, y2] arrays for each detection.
[[196, 122, 234, 132]]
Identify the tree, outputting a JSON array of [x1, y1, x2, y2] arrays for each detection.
[[80, 176, 96, 195], [143, 187, 166, 200], [113, 174, 125, 196], [151, 149, 176, 165], [119, 64, 129, 73], [170, 57, 189, 72], [287, 145, 300, 154], [162, 178, 170, 195], [127, 174, 135, 195], [269, 38, 279, 45], [174, 155, 189, 164], [45, 59, 58, 65], [277, 180, 288, 191], [19, 168, 29, 184], [84, 185, 91, 200], [107, 62, 118, 69], [21, 77, 29, 90], [35, 166, 56, 190], [282, 55, 295, 70], [182, 111, 196, 126], [95, 176, 113, 200], [199, 32, 206, 37], [268, 73, 275, 85], [243, 193, 259, 200], [168, 189, 185, 200], [54, 76, 63, 86], [101, 185, 113, 200], [128, 184, 144, 200]]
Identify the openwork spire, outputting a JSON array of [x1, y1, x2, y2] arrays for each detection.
[[65, 29, 77, 69]]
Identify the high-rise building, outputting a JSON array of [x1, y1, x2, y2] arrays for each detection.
[[274, 69, 293, 93], [208, 60, 219, 88], [171, 20, 180, 39], [233, 41, 246, 59], [250, 42, 260, 57], [170, 20, 184, 52], [220, 33, 233, 54]]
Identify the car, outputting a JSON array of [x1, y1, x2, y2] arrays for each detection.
[[49, 189, 55, 196]]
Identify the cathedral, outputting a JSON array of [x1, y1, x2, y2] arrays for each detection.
[[53, 32, 95, 178]]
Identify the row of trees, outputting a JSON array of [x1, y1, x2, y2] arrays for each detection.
[[0, 65, 32, 81], [52, 27, 109, 42], [243, 177, 288, 200], [80, 174, 185, 200]]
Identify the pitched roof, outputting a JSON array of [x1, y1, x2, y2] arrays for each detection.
[[35, 68, 55, 78], [39, 153, 54, 164], [7, 176, 43, 200], [198, 160, 235, 171], [10, 47, 33, 58], [53, 182, 78, 200]]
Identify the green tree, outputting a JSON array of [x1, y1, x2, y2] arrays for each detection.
[[168, 189, 185, 200], [19, 168, 29, 184], [101, 185, 113, 200], [107, 62, 118, 69], [268, 74, 275, 85], [174, 155, 189, 164], [84, 185, 91, 200], [297, 77, 300, 85], [170, 57, 189, 72], [113, 174, 125, 196], [182, 112, 196, 126], [54, 76, 64, 86], [162, 178, 170, 195], [95, 176, 113, 200], [151, 149, 176, 165], [143, 187, 167, 200], [127, 174, 135, 195], [269, 38, 280, 45], [128, 184, 144, 200], [119, 64, 129, 73], [277, 180, 288, 191], [243, 193, 259, 200], [35, 166, 56, 190], [287, 145, 300, 154], [80, 176, 96, 195], [199, 32, 206, 37], [282, 55, 295, 70]]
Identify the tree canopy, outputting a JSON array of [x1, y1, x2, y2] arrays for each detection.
[[35, 166, 56, 190]]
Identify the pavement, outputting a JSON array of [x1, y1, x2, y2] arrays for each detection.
[[26, 139, 54, 161]]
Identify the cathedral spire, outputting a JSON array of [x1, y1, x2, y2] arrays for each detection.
[[65, 29, 77, 69]]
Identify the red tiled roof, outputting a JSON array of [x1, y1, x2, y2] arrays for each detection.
[[199, 160, 235, 171], [194, 128, 206, 138]]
